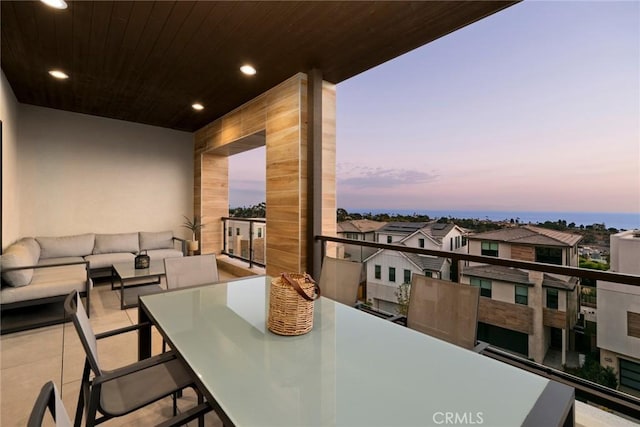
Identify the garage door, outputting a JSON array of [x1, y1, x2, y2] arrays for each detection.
[[477, 322, 529, 357], [620, 359, 640, 392]]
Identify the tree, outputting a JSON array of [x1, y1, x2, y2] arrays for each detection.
[[337, 208, 350, 222], [566, 357, 618, 389], [395, 282, 411, 316], [229, 202, 266, 218]]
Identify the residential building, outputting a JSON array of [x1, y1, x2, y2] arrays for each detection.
[[366, 222, 467, 313], [336, 219, 386, 260], [225, 219, 266, 263], [597, 230, 640, 394], [461, 225, 582, 363]]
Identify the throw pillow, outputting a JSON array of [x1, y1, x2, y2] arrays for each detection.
[[93, 233, 140, 254], [37, 234, 95, 259], [1, 238, 40, 287], [139, 231, 174, 251]]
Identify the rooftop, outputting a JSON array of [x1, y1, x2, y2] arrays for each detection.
[[378, 221, 430, 234], [337, 219, 387, 234], [469, 225, 583, 247], [462, 264, 579, 291]]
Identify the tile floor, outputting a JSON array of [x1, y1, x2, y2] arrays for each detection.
[[0, 272, 236, 426]]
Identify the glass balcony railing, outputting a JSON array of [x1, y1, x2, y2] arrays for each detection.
[[315, 234, 640, 422], [222, 217, 266, 268]]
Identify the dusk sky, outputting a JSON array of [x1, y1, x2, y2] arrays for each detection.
[[230, 1, 639, 214]]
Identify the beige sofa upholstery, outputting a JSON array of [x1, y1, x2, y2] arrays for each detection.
[[1, 231, 184, 333]]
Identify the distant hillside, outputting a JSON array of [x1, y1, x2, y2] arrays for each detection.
[[337, 208, 618, 247]]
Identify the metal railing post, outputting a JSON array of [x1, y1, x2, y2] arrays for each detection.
[[249, 220, 254, 269]]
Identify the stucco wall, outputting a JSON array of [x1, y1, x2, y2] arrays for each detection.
[[597, 281, 640, 359], [15, 104, 193, 239], [1, 70, 20, 249]]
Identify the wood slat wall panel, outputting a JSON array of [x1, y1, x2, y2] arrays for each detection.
[[628, 312, 640, 338], [193, 75, 303, 274], [200, 153, 228, 254], [478, 297, 534, 335], [221, 110, 243, 144], [543, 308, 567, 329], [193, 73, 335, 274], [321, 81, 337, 239], [242, 99, 267, 135], [511, 245, 535, 262], [265, 77, 303, 275]]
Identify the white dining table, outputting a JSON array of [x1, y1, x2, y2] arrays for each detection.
[[138, 275, 574, 427]]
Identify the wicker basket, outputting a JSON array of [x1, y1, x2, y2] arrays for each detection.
[[267, 273, 321, 336]]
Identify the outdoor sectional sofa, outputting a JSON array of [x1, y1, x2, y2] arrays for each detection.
[[0, 231, 185, 334]]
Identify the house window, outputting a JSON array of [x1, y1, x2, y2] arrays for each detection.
[[236, 228, 240, 236], [418, 238, 425, 248], [403, 269, 411, 284], [424, 271, 433, 278], [515, 286, 528, 305], [462, 236, 467, 246], [387, 236, 392, 244], [374, 265, 381, 279], [450, 237, 453, 251], [228, 227, 232, 237], [547, 288, 559, 309], [536, 247, 563, 265], [455, 236, 460, 249], [389, 267, 396, 282], [257, 228, 262, 238], [471, 278, 492, 298], [481, 242, 499, 257]]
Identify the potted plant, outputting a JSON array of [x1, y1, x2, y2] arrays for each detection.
[[182, 215, 204, 253]]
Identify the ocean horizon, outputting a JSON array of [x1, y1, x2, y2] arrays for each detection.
[[346, 209, 639, 231]]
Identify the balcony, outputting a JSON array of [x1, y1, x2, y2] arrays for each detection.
[[316, 234, 640, 425], [2, 1, 637, 425], [2, 243, 640, 425]]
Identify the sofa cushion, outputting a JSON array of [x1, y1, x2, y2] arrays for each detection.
[[1, 238, 41, 287], [140, 231, 174, 251], [0, 264, 91, 304], [146, 249, 183, 262], [93, 233, 139, 255], [37, 234, 95, 259], [85, 253, 135, 269], [38, 257, 86, 266]]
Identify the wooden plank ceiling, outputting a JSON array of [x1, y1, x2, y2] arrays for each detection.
[[1, 1, 517, 132]]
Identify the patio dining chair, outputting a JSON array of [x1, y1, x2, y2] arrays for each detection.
[[404, 275, 487, 352], [164, 254, 219, 289], [28, 381, 72, 427], [318, 256, 364, 307], [64, 291, 211, 427]]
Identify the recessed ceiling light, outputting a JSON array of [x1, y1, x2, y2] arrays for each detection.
[[48, 70, 69, 79], [192, 103, 204, 111], [41, 0, 68, 9], [240, 65, 256, 76]]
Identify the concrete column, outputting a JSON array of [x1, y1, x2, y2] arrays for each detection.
[[529, 270, 545, 363]]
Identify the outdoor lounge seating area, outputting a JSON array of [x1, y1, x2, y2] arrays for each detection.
[[1, 232, 185, 333]]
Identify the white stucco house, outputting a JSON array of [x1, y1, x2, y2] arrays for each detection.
[[597, 229, 640, 394], [365, 222, 467, 313]]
